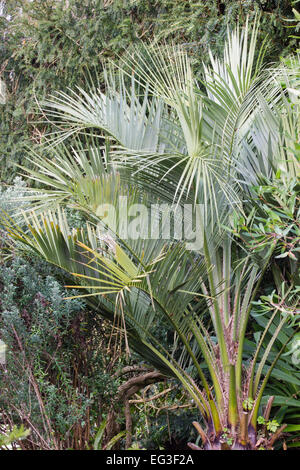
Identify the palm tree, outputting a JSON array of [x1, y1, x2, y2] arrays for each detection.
[[2, 19, 299, 449]]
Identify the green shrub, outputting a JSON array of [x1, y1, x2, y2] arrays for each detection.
[[0, 254, 122, 449]]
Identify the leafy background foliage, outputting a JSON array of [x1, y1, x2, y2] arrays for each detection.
[[0, 0, 297, 181], [0, 252, 123, 449]]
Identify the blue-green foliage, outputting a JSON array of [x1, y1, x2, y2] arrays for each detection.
[[0, 255, 120, 449]]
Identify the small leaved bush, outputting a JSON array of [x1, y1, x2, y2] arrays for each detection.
[[0, 255, 122, 449]]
